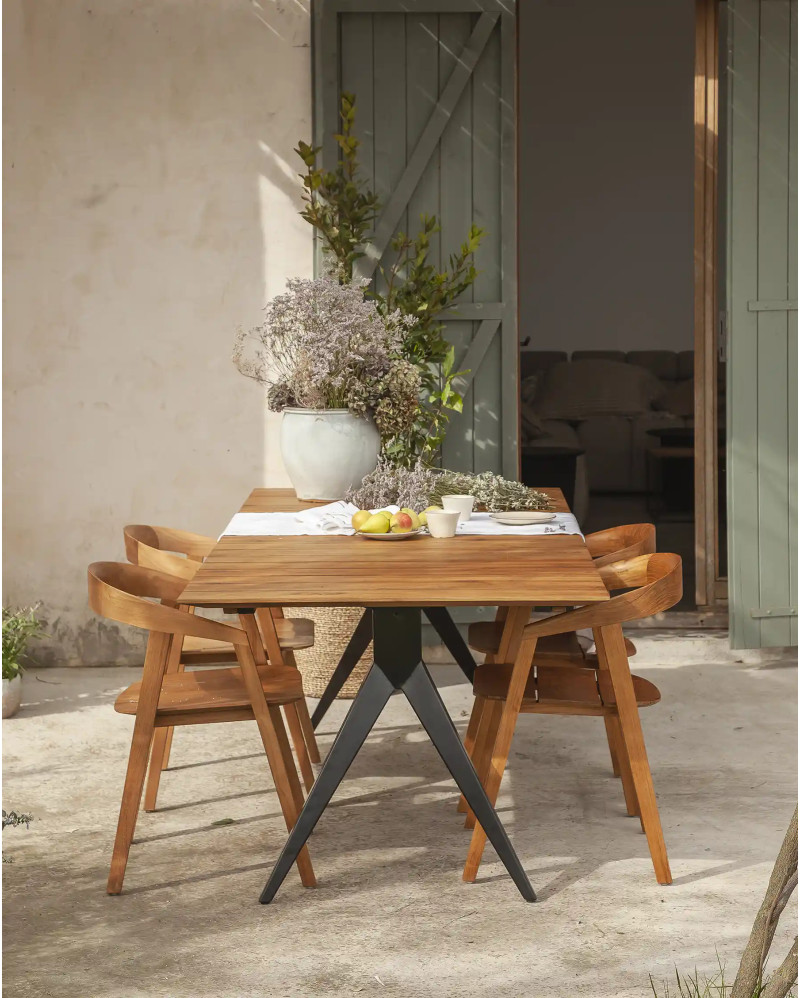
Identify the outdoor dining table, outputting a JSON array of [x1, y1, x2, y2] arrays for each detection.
[[178, 487, 610, 903]]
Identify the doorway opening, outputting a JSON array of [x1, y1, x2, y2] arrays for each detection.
[[515, 0, 726, 613]]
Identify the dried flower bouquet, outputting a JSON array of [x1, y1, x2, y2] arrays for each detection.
[[345, 460, 554, 513], [233, 276, 421, 442]]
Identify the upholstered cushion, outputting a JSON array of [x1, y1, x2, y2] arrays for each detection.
[[572, 350, 627, 364], [534, 360, 666, 420], [520, 375, 545, 442], [627, 350, 679, 381], [662, 378, 694, 417], [520, 350, 568, 381], [677, 350, 694, 380]]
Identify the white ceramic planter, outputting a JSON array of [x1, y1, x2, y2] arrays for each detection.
[[2, 675, 22, 719], [280, 408, 381, 501]]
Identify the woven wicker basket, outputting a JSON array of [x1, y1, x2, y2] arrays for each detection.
[[285, 606, 373, 700]]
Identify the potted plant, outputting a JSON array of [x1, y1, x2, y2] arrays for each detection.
[[2, 605, 42, 719], [234, 276, 421, 500]]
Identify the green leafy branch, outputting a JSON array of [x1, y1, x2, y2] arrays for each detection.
[[295, 93, 485, 467]]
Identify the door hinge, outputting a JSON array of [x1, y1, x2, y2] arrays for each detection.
[[718, 311, 728, 363], [750, 607, 797, 619]]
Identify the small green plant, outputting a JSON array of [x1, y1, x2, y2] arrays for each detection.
[[652, 809, 798, 998], [2, 604, 43, 681], [296, 93, 485, 467], [295, 92, 380, 283], [2, 809, 34, 864], [649, 960, 733, 997], [650, 965, 794, 998]]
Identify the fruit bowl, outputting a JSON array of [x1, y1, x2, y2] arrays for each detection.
[[357, 528, 424, 541]]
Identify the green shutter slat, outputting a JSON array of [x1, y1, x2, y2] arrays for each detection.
[[471, 16, 502, 474], [728, 0, 798, 649], [788, 0, 798, 647], [341, 14, 376, 192], [499, 10, 519, 480], [728, 0, 762, 648], [405, 12, 442, 268], [372, 13, 408, 297], [756, 0, 792, 648], [439, 12, 477, 473]]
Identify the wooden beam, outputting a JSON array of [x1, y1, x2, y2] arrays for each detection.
[[694, 0, 721, 609]]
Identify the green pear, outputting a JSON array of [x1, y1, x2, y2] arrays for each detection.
[[418, 506, 442, 527], [351, 510, 371, 530], [359, 513, 391, 534]]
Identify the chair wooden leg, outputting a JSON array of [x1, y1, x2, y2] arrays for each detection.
[[107, 632, 172, 895], [457, 695, 485, 813], [295, 698, 321, 764], [143, 729, 170, 813], [264, 703, 317, 888], [160, 724, 176, 771], [142, 635, 184, 812], [606, 712, 639, 816], [284, 702, 315, 794], [257, 609, 320, 764], [159, 660, 186, 772], [457, 606, 528, 814], [465, 698, 503, 829], [238, 614, 316, 888], [596, 624, 671, 885], [603, 714, 621, 777], [463, 631, 538, 883]]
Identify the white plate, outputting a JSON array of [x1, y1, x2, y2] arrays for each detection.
[[357, 528, 424, 541], [490, 511, 556, 526]]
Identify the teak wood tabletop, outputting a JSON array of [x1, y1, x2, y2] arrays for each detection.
[[177, 487, 609, 905], [179, 487, 607, 610]]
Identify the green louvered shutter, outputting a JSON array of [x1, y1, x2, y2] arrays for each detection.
[[313, 0, 518, 477], [727, 0, 798, 647]]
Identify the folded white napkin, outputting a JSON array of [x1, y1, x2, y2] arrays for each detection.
[[221, 503, 582, 538], [221, 501, 366, 538], [457, 512, 583, 538]]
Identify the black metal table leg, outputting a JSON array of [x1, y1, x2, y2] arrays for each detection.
[[260, 661, 394, 903], [260, 607, 535, 904], [423, 607, 476, 682], [401, 660, 535, 901], [310, 608, 373, 729]]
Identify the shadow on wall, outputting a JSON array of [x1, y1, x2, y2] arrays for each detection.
[[2, 0, 312, 665]]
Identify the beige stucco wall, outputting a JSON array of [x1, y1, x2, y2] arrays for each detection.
[[3, 0, 311, 664]]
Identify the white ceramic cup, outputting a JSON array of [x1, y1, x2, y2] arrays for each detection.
[[425, 509, 461, 538], [441, 494, 476, 522]]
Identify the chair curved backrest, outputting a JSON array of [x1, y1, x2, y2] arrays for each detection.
[[524, 553, 682, 640], [124, 525, 216, 581], [584, 523, 656, 568], [88, 562, 247, 645]]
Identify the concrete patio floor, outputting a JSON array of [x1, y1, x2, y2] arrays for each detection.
[[3, 641, 797, 998]]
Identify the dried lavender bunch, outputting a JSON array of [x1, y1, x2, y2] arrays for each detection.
[[233, 276, 418, 435], [346, 462, 553, 513], [345, 459, 437, 511], [428, 471, 553, 512]]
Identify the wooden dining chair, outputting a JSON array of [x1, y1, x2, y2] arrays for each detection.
[[460, 522, 657, 795], [461, 552, 682, 886], [88, 561, 316, 895], [123, 525, 320, 800], [467, 523, 656, 659], [584, 521, 657, 567]]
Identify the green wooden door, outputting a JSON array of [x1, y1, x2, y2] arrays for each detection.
[[313, 0, 518, 477], [727, 0, 798, 647]]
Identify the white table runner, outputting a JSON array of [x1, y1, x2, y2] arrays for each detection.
[[222, 502, 583, 539]]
